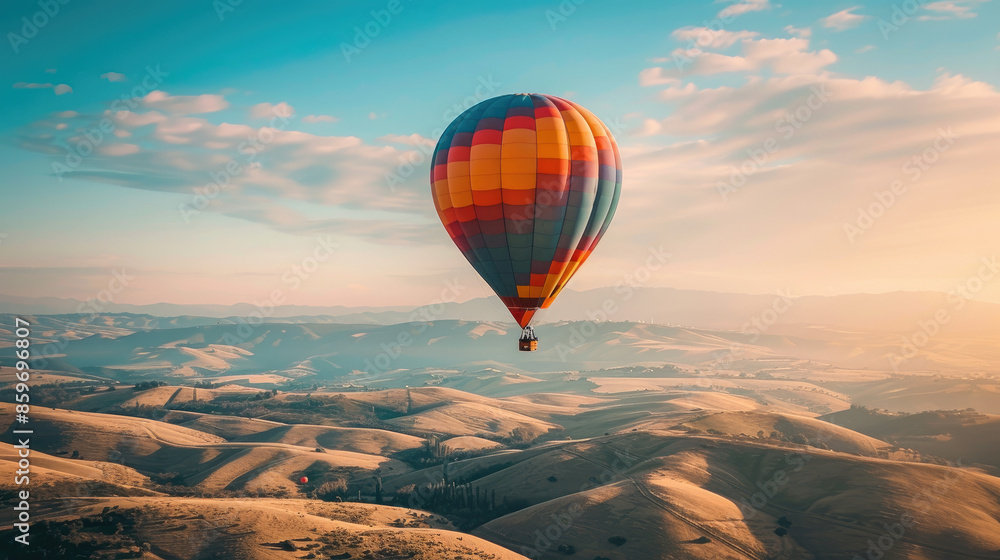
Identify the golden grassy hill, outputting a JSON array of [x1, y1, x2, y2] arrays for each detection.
[[666, 410, 892, 455], [0, 404, 406, 495], [0, 496, 528, 559], [384, 401, 561, 440], [822, 407, 1000, 472], [380, 431, 1000, 560]]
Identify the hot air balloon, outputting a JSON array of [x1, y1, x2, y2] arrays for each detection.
[[430, 94, 622, 351], [299, 476, 308, 484]]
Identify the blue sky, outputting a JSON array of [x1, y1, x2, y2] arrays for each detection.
[[2, 0, 999, 307]]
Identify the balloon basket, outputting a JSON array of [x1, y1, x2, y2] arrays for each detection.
[[518, 326, 538, 352]]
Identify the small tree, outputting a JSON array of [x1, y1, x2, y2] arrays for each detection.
[[509, 426, 532, 443], [314, 479, 349, 501]]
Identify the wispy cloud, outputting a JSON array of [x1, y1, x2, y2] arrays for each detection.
[[17, 100, 438, 244], [100, 72, 127, 82], [378, 133, 434, 147], [141, 90, 229, 115], [919, 0, 988, 19], [614, 64, 1000, 296], [302, 114, 338, 123], [784, 25, 811, 38], [821, 6, 868, 31], [249, 101, 294, 119], [642, 35, 836, 79], [717, 0, 772, 19], [671, 27, 760, 48]]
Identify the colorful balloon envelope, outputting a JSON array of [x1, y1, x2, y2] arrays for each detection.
[[430, 94, 622, 348]]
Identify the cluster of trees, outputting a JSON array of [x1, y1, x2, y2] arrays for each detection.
[[106, 403, 169, 420], [313, 478, 349, 501], [192, 381, 219, 389], [25, 507, 149, 559], [0, 381, 103, 407], [391, 480, 528, 530], [132, 380, 167, 391], [170, 393, 375, 425]]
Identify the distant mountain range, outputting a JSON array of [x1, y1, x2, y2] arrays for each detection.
[[3, 287, 999, 335]]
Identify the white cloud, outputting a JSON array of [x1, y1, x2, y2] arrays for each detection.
[[44, 68, 56, 73], [378, 133, 434, 147], [141, 90, 229, 115], [784, 25, 812, 38], [687, 51, 756, 74], [100, 72, 127, 82], [821, 6, 868, 31], [639, 67, 679, 87], [249, 101, 294, 119], [671, 27, 759, 48], [743, 37, 837, 74], [919, 0, 987, 19], [594, 68, 1000, 301], [53, 84, 72, 95], [368, 112, 379, 120], [18, 105, 440, 245], [302, 114, 338, 123], [642, 35, 836, 79], [855, 45, 876, 53], [717, 0, 771, 18], [658, 83, 699, 101]]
